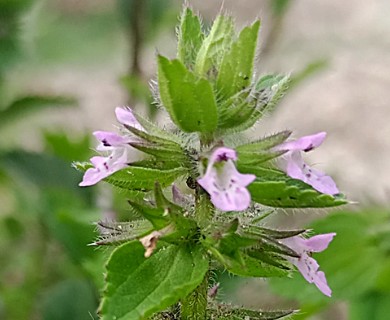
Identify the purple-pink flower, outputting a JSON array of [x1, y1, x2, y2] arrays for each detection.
[[115, 106, 145, 132], [281, 233, 336, 297], [197, 147, 256, 211], [79, 107, 143, 187], [274, 132, 339, 195]]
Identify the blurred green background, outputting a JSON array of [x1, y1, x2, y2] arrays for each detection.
[[1, 1, 389, 319]]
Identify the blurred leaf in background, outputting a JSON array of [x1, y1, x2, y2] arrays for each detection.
[[0, 0, 34, 73]]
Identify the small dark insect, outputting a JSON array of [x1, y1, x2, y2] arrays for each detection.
[[186, 176, 197, 189]]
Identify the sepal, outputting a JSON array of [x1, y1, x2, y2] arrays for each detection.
[[127, 200, 170, 230], [220, 75, 290, 132], [253, 74, 291, 116], [216, 20, 260, 99], [207, 305, 295, 320], [236, 131, 291, 166], [91, 220, 154, 246], [216, 75, 290, 132], [217, 89, 257, 129], [124, 123, 189, 163]]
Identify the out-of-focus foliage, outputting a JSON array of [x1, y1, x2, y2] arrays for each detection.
[[0, 1, 102, 319], [0, 0, 34, 72]]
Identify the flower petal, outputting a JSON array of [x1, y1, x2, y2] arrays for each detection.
[[303, 233, 336, 252], [286, 151, 339, 195], [209, 147, 237, 163], [197, 147, 255, 211], [79, 148, 129, 187], [281, 233, 334, 297], [315, 271, 332, 297], [94, 131, 132, 148], [79, 156, 112, 186], [115, 106, 145, 131], [276, 132, 326, 152]]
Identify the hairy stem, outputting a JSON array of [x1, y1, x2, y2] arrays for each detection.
[[195, 189, 213, 229], [181, 272, 208, 319]]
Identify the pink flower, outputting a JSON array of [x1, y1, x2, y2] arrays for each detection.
[[79, 107, 142, 187], [281, 233, 336, 297], [115, 106, 145, 131], [274, 132, 339, 195], [197, 147, 256, 211]]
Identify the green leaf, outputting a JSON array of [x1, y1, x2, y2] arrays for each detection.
[[208, 305, 295, 320], [216, 89, 257, 129], [75, 163, 187, 191], [177, 8, 204, 67], [153, 182, 181, 212], [242, 224, 305, 240], [214, 249, 289, 278], [236, 131, 291, 166], [217, 75, 290, 132], [254, 74, 290, 115], [216, 20, 260, 99], [194, 14, 235, 75], [92, 220, 154, 246], [239, 166, 347, 208], [100, 241, 209, 320], [130, 140, 188, 163], [157, 55, 218, 133], [127, 201, 169, 230], [237, 131, 291, 153], [0, 95, 77, 128]]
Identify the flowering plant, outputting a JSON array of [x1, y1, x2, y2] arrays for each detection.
[[75, 7, 346, 320]]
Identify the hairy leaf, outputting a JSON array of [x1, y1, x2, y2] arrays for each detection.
[[216, 20, 260, 99], [208, 305, 295, 320], [239, 166, 347, 208], [194, 15, 234, 76], [100, 241, 208, 320], [158, 55, 218, 133], [177, 7, 204, 67]]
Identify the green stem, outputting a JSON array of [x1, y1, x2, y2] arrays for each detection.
[[195, 188, 213, 229], [181, 272, 208, 319]]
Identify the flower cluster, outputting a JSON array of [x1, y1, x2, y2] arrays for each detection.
[[79, 107, 143, 187], [80, 106, 339, 296], [77, 10, 346, 319]]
